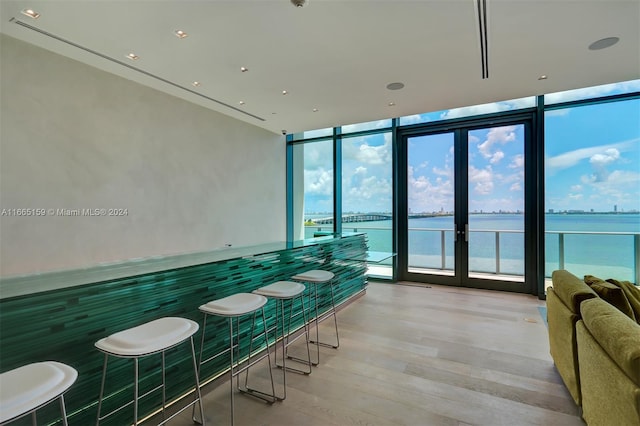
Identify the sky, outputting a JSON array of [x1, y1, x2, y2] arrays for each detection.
[[301, 80, 640, 215]]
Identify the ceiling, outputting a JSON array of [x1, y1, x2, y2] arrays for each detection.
[[1, 0, 638, 135]]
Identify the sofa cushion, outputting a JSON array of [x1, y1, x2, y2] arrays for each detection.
[[607, 279, 640, 323], [584, 275, 636, 322], [551, 270, 597, 314], [580, 298, 640, 386]]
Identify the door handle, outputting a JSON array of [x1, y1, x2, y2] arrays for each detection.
[[465, 223, 469, 242]]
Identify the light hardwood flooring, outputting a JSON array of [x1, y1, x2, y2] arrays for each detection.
[[166, 282, 582, 426]]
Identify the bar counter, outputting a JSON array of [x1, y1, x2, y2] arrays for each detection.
[[0, 233, 368, 425]]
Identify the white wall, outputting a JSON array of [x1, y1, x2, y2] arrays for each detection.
[[0, 35, 286, 277]]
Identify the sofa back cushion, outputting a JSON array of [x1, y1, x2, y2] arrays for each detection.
[[580, 297, 640, 385], [584, 275, 636, 322], [607, 279, 640, 324], [551, 270, 597, 313]]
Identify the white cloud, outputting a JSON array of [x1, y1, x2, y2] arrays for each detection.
[[476, 126, 517, 163], [510, 182, 522, 191], [342, 119, 392, 133], [407, 165, 454, 212], [589, 148, 621, 182], [571, 184, 583, 192], [568, 193, 583, 200], [400, 114, 428, 125], [590, 148, 620, 166], [490, 151, 505, 164], [343, 133, 392, 166], [305, 168, 333, 195], [440, 98, 535, 120], [509, 154, 524, 169], [546, 139, 638, 172], [469, 165, 494, 195], [545, 80, 640, 104]]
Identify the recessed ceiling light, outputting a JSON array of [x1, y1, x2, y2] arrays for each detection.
[[240, 67, 248, 72], [313, 108, 319, 112], [538, 75, 548, 80], [239, 101, 245, 105], [386, 82, 405, 90], [126, 53, 139, 60], [282, 90, 288, 95], [174, 30, 188, 39], [388, 102, 396, 107], [192, 81, 201, 87], [589, 37, 620, 50], [20, 9, 40, 19]]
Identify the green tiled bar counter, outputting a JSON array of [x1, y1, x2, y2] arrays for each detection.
[[0, 233, 368, 425]]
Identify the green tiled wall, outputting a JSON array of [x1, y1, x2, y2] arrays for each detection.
[[0, 234, 367, 425]]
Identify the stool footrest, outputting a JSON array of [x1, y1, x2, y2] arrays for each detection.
[[276, 361, 312, 375], [288, 354, 318, 366], [309, 340, 339, 349], [238, 387, 277, 403]]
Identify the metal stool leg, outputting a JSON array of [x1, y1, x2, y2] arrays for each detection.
[[133, 358, 139, 426], [96, 354, 108, 426], [284, 294, 313, 373], [59, 395, 69, 426]]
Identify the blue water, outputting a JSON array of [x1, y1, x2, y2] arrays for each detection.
[[305, 213, 640, 281]]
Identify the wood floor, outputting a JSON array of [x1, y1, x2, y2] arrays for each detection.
[[168, 282, 582, 426]]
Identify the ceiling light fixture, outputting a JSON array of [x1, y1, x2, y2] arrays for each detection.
[[388, 102, 396, 107], [588, 37, 620, 50], [291, 0, 307, 7], [240, 66, 248, 72], [192, 81, 201, 87], [538, 75, 548, 80], [313, 108, 319, 112], [174, 30, 188, 39], [239, 101, 245, 105], [20, 9, 40, 19], [386, 82, 405, 90], [282, 90, 288, 95], [126, 53, 139, 60]]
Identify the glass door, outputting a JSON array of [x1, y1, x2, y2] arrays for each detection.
[[399, 120, 533, 292]]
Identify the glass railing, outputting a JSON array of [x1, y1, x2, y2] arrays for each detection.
[[304, 225, 640, 283]]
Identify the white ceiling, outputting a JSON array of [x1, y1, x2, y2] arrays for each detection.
[[1, 0, 639, 135]]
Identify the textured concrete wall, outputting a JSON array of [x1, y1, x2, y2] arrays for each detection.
[[0, 34, 285, 277]]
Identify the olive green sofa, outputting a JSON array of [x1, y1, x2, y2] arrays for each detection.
[[577, 297, 640, 426], [548, 270, 640, 425], [547, 269, 597, 405]]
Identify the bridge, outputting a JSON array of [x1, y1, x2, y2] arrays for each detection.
[[310, 213, 451, 224], [312, 214, 391, 224]]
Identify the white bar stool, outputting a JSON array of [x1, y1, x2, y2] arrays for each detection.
[[291, 269, 338, 365], [196, 293, 275, 426], [95, 317, 204, 426], [253, 281, 312, 400], [0, 361, 77, 426]]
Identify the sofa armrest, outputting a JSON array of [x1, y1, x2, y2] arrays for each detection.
[[551, 270, 597, 314], [581, 297, 640, 385]]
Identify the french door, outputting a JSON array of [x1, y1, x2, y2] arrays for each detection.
[[398, 117, 536, 292]]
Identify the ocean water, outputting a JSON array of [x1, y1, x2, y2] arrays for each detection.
[[305, 213, 640, 281]]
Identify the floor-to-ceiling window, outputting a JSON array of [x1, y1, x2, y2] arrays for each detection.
[[544, 95, 640, 284], [341, 129, 393, 278], [291, 135, 334, 240], [288, 79, 640, 295]]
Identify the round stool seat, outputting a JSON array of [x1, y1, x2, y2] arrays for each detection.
[[200, 293, 267, 317], [0, 361, 78, 424], [253, 281, 305, 299], [95, 317, 199, 357], [291, 270, 334, 283]]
